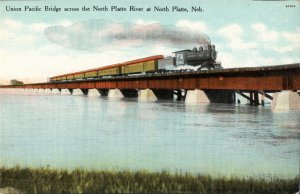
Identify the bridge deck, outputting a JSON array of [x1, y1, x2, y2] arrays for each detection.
[[1, 63, 300, 91]]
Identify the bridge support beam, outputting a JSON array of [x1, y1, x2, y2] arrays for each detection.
[[52, 89, 60, 94], [138, 89, 157, 101], [185, 89, 210, 104], [72, 88, 84, 96], [108, 89, 124, 98], [87, 89, 101, 97], [272, 91, 300, 110], [174, 89, 185, 101], [61, 89, 71, 95]]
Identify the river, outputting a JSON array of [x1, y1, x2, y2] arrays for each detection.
[[0, 89, 299, 178]]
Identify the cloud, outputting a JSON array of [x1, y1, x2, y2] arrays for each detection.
[[0, 45, 144, 83], [281, 28, 300, 52], [56, 19, 73, 27], [29, 23, 49, 32], [251, 24, 300, 52], [0, 28, 14, 41], [176, 19, 208, 33], [44, 19, 211, 52], [282, 29, 300, 43], [3, 18, 24, 29], [251, 23, 279, 42], [218, 51, 278, 68], [218, 24, 256, 50], [134, 19, 158, 25]]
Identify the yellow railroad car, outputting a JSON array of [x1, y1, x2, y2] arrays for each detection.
[[85, 71, 98, 78], [122, 62, 144, 74], [121, 57, 161, 74], [67, 75, 74, 80], [74, 73, 85, 79], [98, 67, 120, 76], [143, 60, 157, 72], [49, 56, 164, 82]]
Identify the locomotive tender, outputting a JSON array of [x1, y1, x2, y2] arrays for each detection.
[[49, 45, 221, 82]]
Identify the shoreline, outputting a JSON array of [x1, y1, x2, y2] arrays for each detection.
[[1, 166, 298, 193]]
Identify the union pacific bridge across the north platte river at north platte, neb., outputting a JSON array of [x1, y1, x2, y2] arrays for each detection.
[[1, 63, 300, 110]]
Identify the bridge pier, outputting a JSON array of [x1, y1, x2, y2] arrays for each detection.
[[138, 89, 157, 101], [272, 91, 300, 110], [38, 89, 44, 93], [108, 89, 124, 98], [185, 89, 210, 103], [87, 88, 101, 97], [249, 91, 260, 106], [44, 88, 52, 94], [72, 88, 84, 96], [52, 89, 60, 94], [61, 89, 71, 95]]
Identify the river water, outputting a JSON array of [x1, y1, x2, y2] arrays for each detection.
[[0, 89, 299, 178]]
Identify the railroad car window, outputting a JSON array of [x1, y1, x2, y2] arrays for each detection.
[[176, 53, 183, 60]]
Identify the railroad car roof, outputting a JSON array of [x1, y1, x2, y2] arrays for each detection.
[[173, 49, 192, 53], [50, 55, 164, 79]]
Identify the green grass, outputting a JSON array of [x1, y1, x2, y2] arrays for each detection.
[[0, 166, 298, 194]]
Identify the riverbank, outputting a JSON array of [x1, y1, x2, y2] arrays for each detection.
[[0, 166, 298, 194]]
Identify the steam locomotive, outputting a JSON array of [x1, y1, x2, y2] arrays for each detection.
[[50, 44, 221, 82]]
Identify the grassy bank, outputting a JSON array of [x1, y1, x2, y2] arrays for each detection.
[[0, 166, 298, 194]]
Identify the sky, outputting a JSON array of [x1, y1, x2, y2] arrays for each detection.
[[0, 0, 299, 84]]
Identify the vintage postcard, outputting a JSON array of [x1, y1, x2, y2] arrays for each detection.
[[0, 0, 299, 193]]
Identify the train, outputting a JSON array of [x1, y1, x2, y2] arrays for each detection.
[[49, 45, 221, 82]]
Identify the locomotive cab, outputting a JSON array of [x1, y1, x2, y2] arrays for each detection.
[[174, 50, 190, 66]]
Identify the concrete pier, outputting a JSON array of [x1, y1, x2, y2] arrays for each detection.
[[138, 89, 157, 101], [108, 89, 124, 98], [61, 89, 71, 95], [185, 89, 210, 103], [38, 89, 44, 93], [44, 89, 52, 94], [272, 91, 300, 110], [87, 89, 101, 97], [72, 89, 84, 96], [52, 89, 60, 94]]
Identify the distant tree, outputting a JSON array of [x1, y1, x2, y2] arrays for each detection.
[[10, 79, 24, 86]]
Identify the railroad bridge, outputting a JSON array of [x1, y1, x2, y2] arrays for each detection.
[[1, 63, 300, 110]]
